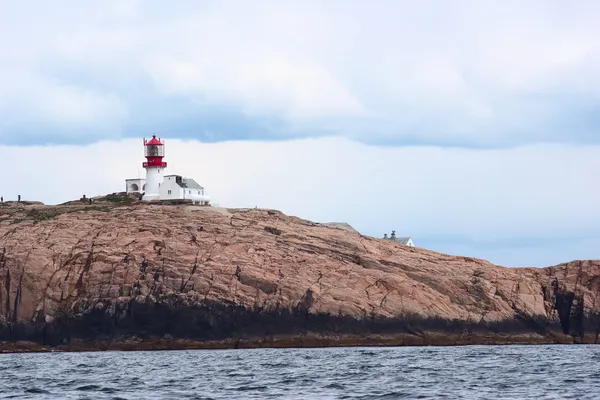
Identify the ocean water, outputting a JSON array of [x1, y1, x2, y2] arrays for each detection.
[[0, 345, 598, 399]]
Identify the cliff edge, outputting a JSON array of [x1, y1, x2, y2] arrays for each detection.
[[0, 200, 599, 352]]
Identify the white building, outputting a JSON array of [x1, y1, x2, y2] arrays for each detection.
[[159, 175, 208, 203], [124, 135, 211, 205], [383, 231, 415, 247], [125, 178, 145, 194]]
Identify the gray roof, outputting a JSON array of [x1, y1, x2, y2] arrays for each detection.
[[383, 234, 412, 244], [322, 222, 359, 234], [182, 178, 203, 190], [164, 175, 204, 190], [393, 236, 412, 245]]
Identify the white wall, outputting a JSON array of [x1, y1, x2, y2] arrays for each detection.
[[183, 188, 204, 197], [186, 186, 211, 204], [125, 179, 145, 194], [143, 167, 163, 201], [159, 176, 184, 200]]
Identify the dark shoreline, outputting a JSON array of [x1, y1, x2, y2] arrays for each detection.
[[0, 331, 594, 354], [0, 297, 598, 354]]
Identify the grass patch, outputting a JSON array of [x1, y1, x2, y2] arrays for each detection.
[[97, 195, 135, 203], [26, 209, 62, 222], [66, 206, 112, 213]]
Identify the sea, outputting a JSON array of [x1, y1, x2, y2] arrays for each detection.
[[0, 345, 598, 399]]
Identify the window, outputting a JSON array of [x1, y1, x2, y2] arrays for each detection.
[[146, 145, 160, 156], [167, 190, 171, 195]]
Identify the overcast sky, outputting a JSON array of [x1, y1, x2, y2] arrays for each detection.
[[1, 0, 599, 267]]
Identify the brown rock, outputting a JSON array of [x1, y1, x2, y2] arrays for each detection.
[[0, 201, 598, 351]]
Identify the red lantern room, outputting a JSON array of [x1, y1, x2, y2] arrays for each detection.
[[143, 135, 168, 168]]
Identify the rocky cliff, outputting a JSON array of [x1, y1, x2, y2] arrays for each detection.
[[0, 199, 599, 352]]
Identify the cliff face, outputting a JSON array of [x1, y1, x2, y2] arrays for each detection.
[[0, 201, 599, 351]]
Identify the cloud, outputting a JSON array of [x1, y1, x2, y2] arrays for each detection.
[[1, 137, 598, 267], [1, 2, 598, 267], [1, 0, 600, 146], [146, 55, 364, 120], [0, 68, 128, 145]]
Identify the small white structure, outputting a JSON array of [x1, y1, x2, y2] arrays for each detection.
[[125, 178, 146, 194], [383, 231, 415, 247], [124, 135, 211, 205]]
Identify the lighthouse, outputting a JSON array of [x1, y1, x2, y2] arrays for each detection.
[[124, 135, 211, 205], [141, 135, 167, 201]]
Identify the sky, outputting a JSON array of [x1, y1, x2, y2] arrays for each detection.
[[1, 0, 599, 267]]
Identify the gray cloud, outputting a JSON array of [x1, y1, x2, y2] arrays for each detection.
[[1, 0, 600, 146]]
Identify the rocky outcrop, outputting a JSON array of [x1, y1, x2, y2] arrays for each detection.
[[0, 201, 598, 352]]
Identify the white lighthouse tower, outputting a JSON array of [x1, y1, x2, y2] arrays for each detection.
[[141, 135, 167, 201]]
